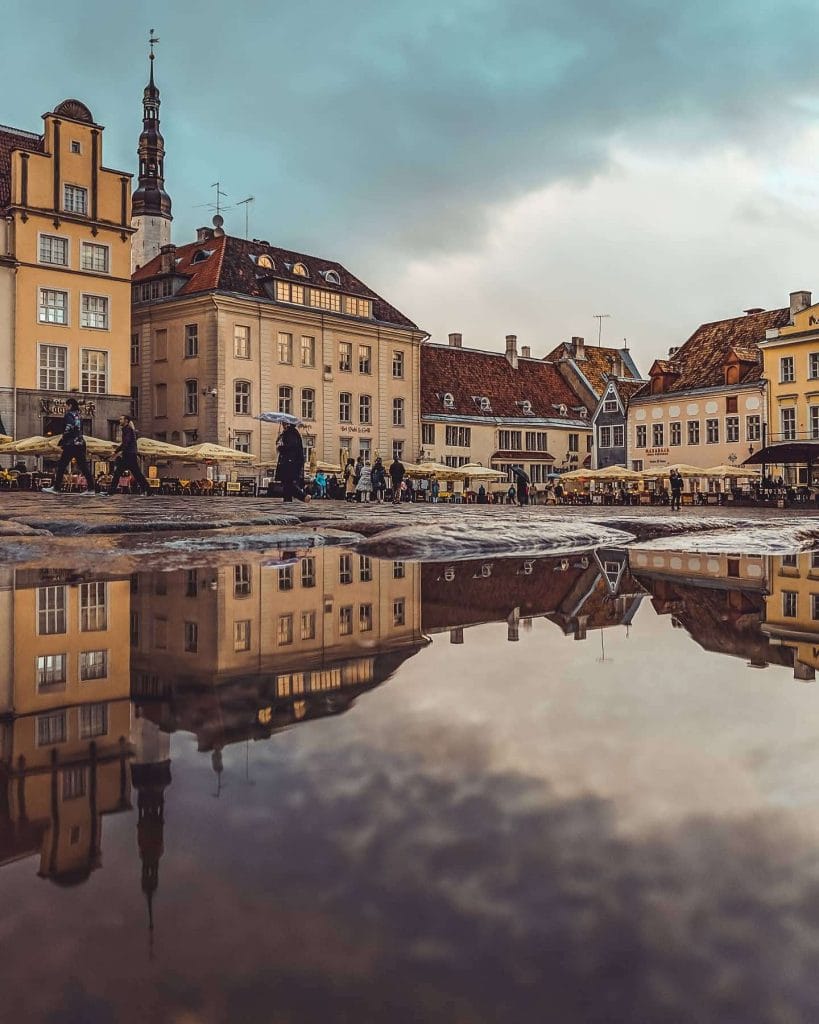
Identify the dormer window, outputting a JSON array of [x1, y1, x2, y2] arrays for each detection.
[[518, 399, 533, 415], [293, 262, 308, 277], [191, 249, 212, 264], [257, 254, 274, 270], [323, 269, 341, 285], [442, 392, 455, 409], [473, 396, 492, 413], [725, 364, 740, 385], [603, 391, 618, 413]]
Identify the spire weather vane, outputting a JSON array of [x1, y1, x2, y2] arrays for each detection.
[[149, 28, 159, 59]]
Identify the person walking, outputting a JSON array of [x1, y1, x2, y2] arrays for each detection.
[[275, 423, 309, 502], [669, 468, 683, 511], [42, 398, 94, 495], [356, 460, 373, 502], [343, 458, 356, 502], [106, 415, 149, 496], [389, 455, 405, 504], [430, 477, 440, 504], [372, 456, 387, 503]]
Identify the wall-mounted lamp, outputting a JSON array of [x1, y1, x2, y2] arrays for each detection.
[[201, 385, 218, 398]]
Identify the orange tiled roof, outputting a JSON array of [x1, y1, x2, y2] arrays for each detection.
[[0, 126, 44, 211], [545, 342, 641, 395]]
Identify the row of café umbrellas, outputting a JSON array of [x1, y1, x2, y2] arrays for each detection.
[[561, 462, 761, 483], [0, 434, 255, 465]]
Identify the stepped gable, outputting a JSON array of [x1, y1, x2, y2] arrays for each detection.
[[0, 126, 44, 211], [421, 344, 585, 419], [132, 234, 418, 329], [634, 307, 791, 399]]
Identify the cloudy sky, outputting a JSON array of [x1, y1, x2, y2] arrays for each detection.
[[4, 0, 819, 371]]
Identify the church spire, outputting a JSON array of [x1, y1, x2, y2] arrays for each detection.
[[131, 29, 172, 272]]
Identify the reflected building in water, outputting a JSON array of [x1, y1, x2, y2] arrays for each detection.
[[0, 569, 133, 884], [762, 552, 819, 681]]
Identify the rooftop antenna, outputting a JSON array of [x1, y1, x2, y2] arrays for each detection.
[[210, 182, 228, 218], [593, 314, 611, 347], [236, 196, 255, 239]]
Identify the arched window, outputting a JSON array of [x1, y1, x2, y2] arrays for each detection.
[[324, 269, 340, 285], [257, 254, 274, 270], [278, 385, 293, 415], [359, 394, 371, 424], [293, 262, 308, 277], [301, 388, 315, 420], [184, 379, 198, 416], [234, 380, 251, 415], [725, 364, 740, 385]]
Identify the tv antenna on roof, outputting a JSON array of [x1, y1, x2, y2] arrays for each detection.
[[210, 182, 228, 218], [593, 313, 611, 347], [236, 196, 255, 239]]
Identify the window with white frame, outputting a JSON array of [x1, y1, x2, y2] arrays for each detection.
[[781, 407, 796, 441], [359, 555, 373, 582], [359, 345, 372, 374], [80, 294, 108, 329], [360, 603, 373, 632], [393, 440, 405, 461], [278, 385, 293, 415], [670, 421, 681, 446], [37, 654, 67, 688], [652, 423, 664, 447], [783, 590, 798, 618], [233, 431, 251, 453], [446, 425, 471, 447], [344, 296, 372, 318], [39, 288, 68, 325], [301, 557, 316, 588], [810, 353, 819, 380], [339, 606, 353, 636], [301, 388, 315, 420], [780, 356, 795, 383], [812, 593, 819, 621], [278, 332, 293, 364], [393, 561, 405, 579], [746, 415, 761, 442], [636, 425, 647, 448], [80, 582, 107, 632], [525, 431, 548, 451], [301, 610, 316, 640], [234, 325, 250, 359], [185, 323, 199, 358], [234, 381, 251, 415], [81, 242, 109, 273], [706, 418, 720, 444], [603, 394, 618, 412], [184, 379, 198, 416], [277, 566, 294, 591], [80, 650, 108, 681], [359, 394, 372, 424], [687, 420, 700, 444], [392, 351, 405, 378], [234, 620, 251, 652], [79, 703, 108, 739], [39, 234, 68, 266], [598, 426, 612, 449], [339, 392, 352, 422], [63, 184, 87, 214], [301, 335, 315, 366], [726, 416, 740, 442], [422, 423, 435, 446], [393, 597, 406, 627], [39, 344, 67, 390], [339, 341, 352, 372], [339, 554, 353, 584], [37, 711, 67, 746], [392, 398, 405, 426], [234, 564, 251, 597], [81, 349, 107, 394], [277, 613, 294, 645], [613, 425, 625, 448], [37, 586, 66, 635], [811, 407, 819, 440]]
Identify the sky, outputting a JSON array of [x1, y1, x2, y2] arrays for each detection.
[[4, 0, 819, 373]]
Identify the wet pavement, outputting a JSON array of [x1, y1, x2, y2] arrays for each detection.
[[2, 502, 819, 1022]]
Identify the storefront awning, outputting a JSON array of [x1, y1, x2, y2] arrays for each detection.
[[491, 450, 555, 462], [744, 442, 819, 465]]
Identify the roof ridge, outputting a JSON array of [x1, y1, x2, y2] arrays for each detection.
[[0, 124, 41, 140]]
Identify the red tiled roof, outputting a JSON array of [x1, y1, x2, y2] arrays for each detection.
[[634, 307, 791, 399], [133, 234, 418, 329], [545, 342, 641, 394], [611, 378, 646, 407], [421, 345, 587, 420], [0, 126, 44, 211]]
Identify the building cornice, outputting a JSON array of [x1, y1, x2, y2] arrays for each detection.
[[629, 380, 765, 404]]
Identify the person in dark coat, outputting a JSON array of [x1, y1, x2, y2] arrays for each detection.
[[275, 424, 308, 502], [106, 415, 149, 495], [669, 469, 683, 511], [389, 456, 405, 504], [372, 457, 387, 502], [42, 398, 94, 495]]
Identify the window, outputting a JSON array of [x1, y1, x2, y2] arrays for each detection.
[[63, 184, 87, 214], [393, 440, 405, 461], [360, 603, 373, 632], [706, 418, 719, 444], [344, 296, 372, 318], [184, 323, 199, 358], [612, 425, 624, 448], [184, 379, 198, 416], [393, 561, 405, 579], [393, 398, 405, 427], [293, 262, 308, 277], [37, 711, 67, 746], [652, 423, 664, 447], [781, 407, 796, 441], [131, 333, 140, 365], [670, 421, 681, 446], [687, 420, 700, 445], [235, 381, 251, 415], [278, 332, 293, 364], [339, 554, 353, 584], [79, 703, 108, 739], [37, 654, 67, 689], [339, 342, 352, 371], [308, 288, 341, 311], [392, 351, 405, 378], [278, 385, 293, 415], [636, 425, 647, 448], [359, 556, 373, 582], [39, 288, 68, 325], [339, 392, 352, 422], [726, 416, 739, 443], [277, 566, 294, 591], [525, 431, 548, 451], [783, 590, 798, 618], [300, 335, 315, 366], [301, 610, 316, 640], [39, 345, 67, 390], [154, 328, 167, 360], [81, 242, 109, 273], [234, 564, 251, 597], [131, 386, 140, 419], [184, 621, 198, 653], [422, 423, 435, 446], [234, 325, 250, 359], [80, 582, 107, 632], [782, 554, 798, 567], [155, 383, 167, 417], [39, 234, 68, 265], [632, 459, 643, 472], [393, 598, 406, 627], [277, 614, 294, 645], [130, 610, 140, 647], [80, 650, 107, 681], [62, 766, 86, 801], [233, 431, 250, 453], [599, 426, 612, 449], [185, 570, 198, 597], [81, 349, 107, 394], [747, 415, 761, 442], [781, 356, 795, 383], [812, 594, 819, 622], [568, 434, 579, 453], [301, 556, 316, 588], [811, 407, 819, 440], [339, 606, 353, 636], [446, 426, 472, 447], [359, 345, 372, 374], [300, 387, 315, 421], [36, 586, 66, 635], [80, 294, 108, 329], [234, 620, 251, 652], [810, 353, 819, 380], [359, 394, 372, 424]]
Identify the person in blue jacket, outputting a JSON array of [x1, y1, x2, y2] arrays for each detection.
[[42, 398, 94, 495]]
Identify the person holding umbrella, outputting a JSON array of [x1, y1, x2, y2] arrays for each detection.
[[42, 398, 94, 495], [275, 422, 310, 503], [511, 466, 530, 506]]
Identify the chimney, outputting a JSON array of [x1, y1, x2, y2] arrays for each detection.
[[520, 344, 531, 358], [159, 243, 176, 274], [505, 334, 518, 368], [448, 332, 462, 348], [196, 226, 214, 242], [610, 352, 623, 377], [572, 336, 586, 361], [743, 307, 764, 316], [790, 290, 812, 318]]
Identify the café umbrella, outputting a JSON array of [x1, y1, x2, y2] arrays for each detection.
[[184, 442, 255, 464], [705, 464, 761, 478]]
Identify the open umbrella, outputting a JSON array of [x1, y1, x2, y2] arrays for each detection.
[[136, 437, 191, 459], [591, 465, 643, 481], [184, 442, 255, 464], [0, 434, 11, 446], [459, 463, 506, 479], [257, 412, 303, 427], [510, 466, 531, 483], [705, 464, 761, 478], [640, 463, 705, 479]]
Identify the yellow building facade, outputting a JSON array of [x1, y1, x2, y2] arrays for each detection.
[[0, 99, 134, 440], [762, 552, 819, 679]]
